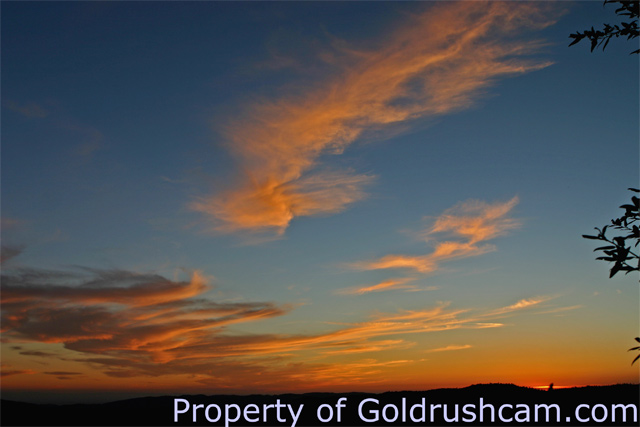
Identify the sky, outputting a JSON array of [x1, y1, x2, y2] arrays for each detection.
[[1, 1, 638, 404]]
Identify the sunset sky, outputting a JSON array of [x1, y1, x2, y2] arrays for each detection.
[[1, 1, 638, 404]]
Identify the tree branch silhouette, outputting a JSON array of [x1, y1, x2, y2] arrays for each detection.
[[583, 188, 640, 364], [569, 0, 639, 54]]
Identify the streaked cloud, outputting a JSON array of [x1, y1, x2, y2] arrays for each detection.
[[4, 100, 49, 118], [192, 171, 373, 236], [0, 217, 25, 230], [1, 246, 24, 264], [193, 2, 555, 235], [534, 305, 583, 315], [2, 269, 209, 308], [353, 196, 520, 273], [501, 296, 550, 311], [73, 140, 102, 162], [336, 277, 419, 295], [322, 340, 413, 355], [427, 197, 521, 244], [19, 350, 57, 358], [1, 262, 567, 388], [0, 368, 36, 377], [1, 264, 516, 384], [337, 277, 440, 295], [148, 304, 483, 364], [43, 371, 82, 376], [425, 344, 472, 353], [472, 323, 505, 329], [350, 255, 437, 273], [1, 267, 290, 360], [486, 295, 554, 316]]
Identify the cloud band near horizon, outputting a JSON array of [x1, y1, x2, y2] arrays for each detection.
[[1, 261, 558, 386]]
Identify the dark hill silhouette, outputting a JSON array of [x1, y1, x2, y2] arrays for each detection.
[[1, 383, 638, 426]]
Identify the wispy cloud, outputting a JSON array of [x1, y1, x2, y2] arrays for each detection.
[[43, 371, 82, 376], [351, 255, 438, 274], [1, 217, 26, 230], [193, 171, 374, 237], [322, 340, 414, 355], [193, 2, 556, 236], [73, 140, 103, 162], [146, 303, 491, 365], [352, 196, 520, 273], [1, 268, 290, 362], [425, 344, 472, 353], [1, 263, 566, 388], [500, 297, 550, 311], [534, 305, 583, 315], [426, 197, 521, 244], [19, 350, 57, 358], [3, 268, 209, 308], [336, 277, 421, 295], [4, 100, 49, 118], [1, 265, 513, 384], [486, 295, 554, 316], [1, 246, 24, 264], [0, 368, 37, 377]]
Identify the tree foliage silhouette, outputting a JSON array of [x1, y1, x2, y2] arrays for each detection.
[[569, 0, 639, 54], [582, 189, 640, 278], [583, 189, 640, 364]]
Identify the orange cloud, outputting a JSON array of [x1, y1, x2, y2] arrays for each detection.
[[503, 297, 550, 311], [425, 344, 472, 353], [351, 255, 436, 273], [486, 295, 554, 316], [2, 270, 209, 307], [0, 368, 37, 377], [192, 171, 373, 235], [427, 197, 521, 244], [322, 340, 413, 355], [534, 305, 583, 315], [1, 268, 290, 360], [157, 303, 500, 364], [337, 277, 421, 295], [353, 197, 519, 273], [193, 2, 556, 235], [1, 264, 504, 380], [1, 264, 563, 389]]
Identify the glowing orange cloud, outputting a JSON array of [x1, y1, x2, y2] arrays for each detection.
[[427, 197, 521, 244], [1, 270, 208, 307], [192, 2, 556, 235], [485, 295, 555, 316], [336, 277, 421, 295], [1, 268, 290, 360], [156, 303, 503, 364], [1, 264, 511, 383], [322, 340, 413, 355], [350, 255, 436, 273], [425, 344, 472, 353], [1, 264, 573, 389], [0, 368, 36, 377], [353, 196, 520, 273]]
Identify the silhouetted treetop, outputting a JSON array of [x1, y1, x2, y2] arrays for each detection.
[[582, 188, 639, 279], [569, 0, 639, 54], [582, 188, 640, 365]]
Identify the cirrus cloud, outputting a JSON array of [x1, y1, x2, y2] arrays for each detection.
[[1, 258, 568, 389], [352, 196, 520, 274], [193, 1, 557, 236]]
